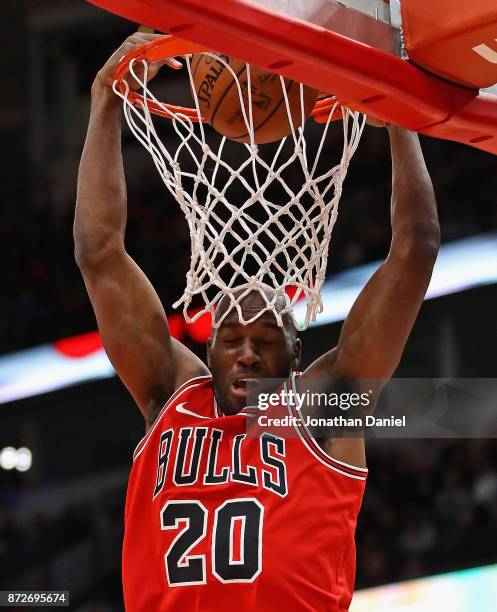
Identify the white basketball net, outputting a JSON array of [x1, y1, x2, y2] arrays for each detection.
[[113, 52, 365, 330]]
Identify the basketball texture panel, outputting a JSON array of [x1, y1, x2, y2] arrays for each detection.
[[191, 53, 319, 144]]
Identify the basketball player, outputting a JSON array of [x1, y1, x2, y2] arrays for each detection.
[[75, 33, 440, 611]]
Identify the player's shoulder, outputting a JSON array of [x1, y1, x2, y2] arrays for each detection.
[[137, 374, 213, 459], [146, 373, 212, 429], [162, 372, 213, 412], [175, 373, 213, 396]]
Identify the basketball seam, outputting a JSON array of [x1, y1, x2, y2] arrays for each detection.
[[211, 64, 248, 127], [231, 79, 294, 141]]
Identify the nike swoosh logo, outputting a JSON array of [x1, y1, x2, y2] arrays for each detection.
[[176, 402, 210, 419]]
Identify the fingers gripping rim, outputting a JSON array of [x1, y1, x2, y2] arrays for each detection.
[[114, 35, 209, 121], [113, 35, 344, 123]]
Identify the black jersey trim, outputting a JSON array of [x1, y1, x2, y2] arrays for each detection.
[[287, 375, 368, 480]]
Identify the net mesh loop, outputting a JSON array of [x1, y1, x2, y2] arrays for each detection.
[[113, 51, 365, 330]]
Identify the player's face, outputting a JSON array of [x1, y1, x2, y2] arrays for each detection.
[[208, 310, 300, 415]]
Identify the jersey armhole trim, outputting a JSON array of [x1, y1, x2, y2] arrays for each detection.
[[132, 375, 212, 461], [287, 374, 368, 481]]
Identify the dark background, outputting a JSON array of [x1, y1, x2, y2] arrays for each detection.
[[1, 1, 497, 610]]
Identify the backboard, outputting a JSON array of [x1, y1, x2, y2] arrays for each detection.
[[87, 0, 497, 155]]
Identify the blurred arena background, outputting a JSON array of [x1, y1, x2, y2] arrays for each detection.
[[1, 2, 497, 610]]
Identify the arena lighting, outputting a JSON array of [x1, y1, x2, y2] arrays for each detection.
[[294, 231, 497, 326], [15, 447, 33, 472], [0, 447, 33, 472], [0, 447, 33, 471], [1, 233, 497, 405], [351, 563, 497, 611], [0, 447, 17, 470]]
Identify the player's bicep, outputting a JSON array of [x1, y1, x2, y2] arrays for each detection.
[[308, 251, 435, 382], [80, 251, 207, 416], [333, 252, 435, 380]]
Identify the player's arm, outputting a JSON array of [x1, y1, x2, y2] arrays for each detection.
[[305, 126, 440, 386], [74, 34, 209, 425]]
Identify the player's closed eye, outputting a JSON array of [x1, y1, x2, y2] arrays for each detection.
[[223, 337, 241, 345], [256, 336, 280, 346]]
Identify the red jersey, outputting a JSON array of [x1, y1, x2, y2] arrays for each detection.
[[123, 375, 367, 611]]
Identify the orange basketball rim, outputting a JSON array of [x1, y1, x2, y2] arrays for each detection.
[[114, 36, 346, 125], [88, 0, 497, 156]]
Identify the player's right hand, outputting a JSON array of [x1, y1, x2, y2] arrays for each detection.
[[93, 32, 182, 93]]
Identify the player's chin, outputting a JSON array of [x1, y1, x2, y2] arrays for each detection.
[[223, 386, 247, 414]]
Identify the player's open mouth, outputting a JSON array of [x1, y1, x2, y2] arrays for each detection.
[[231, 378, 260, 399]]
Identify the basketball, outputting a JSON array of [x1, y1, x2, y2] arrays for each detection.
[[190, 53, 319, 144]]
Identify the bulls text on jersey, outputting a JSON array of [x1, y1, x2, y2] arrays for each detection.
[[152, 428, 288, 500]]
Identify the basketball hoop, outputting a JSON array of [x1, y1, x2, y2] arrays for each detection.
[[113, 36, 365, 330], [114, 36, 349, 124]]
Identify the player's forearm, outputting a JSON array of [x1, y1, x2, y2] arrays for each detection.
[[388, 126, 440, 260], [74, 84, 127, 268]]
